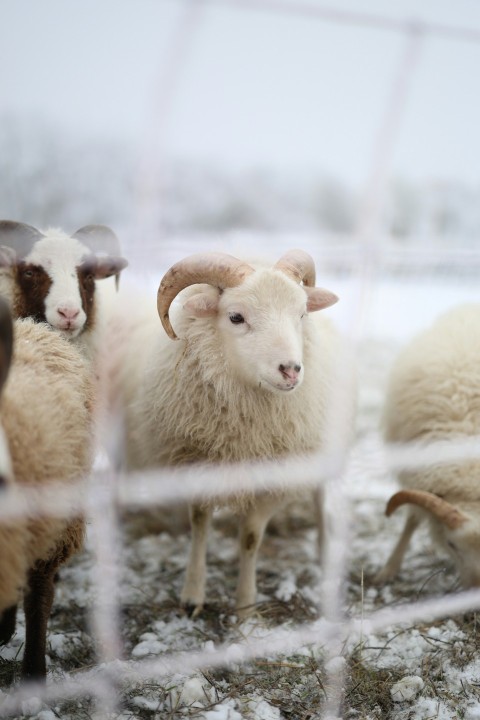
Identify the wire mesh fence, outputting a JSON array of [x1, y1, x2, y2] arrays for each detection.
[[1, 2, 480, 719]]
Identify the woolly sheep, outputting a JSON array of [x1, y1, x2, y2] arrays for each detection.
[[0, 301, 94, 680], [0, 221, 128, 364], [376, 303, 480, 587], [108, 249, 352, 617]]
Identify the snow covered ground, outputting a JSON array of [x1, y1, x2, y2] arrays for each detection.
[[2, 261, 480, 719]]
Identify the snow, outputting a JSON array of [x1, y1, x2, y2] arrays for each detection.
[[465, 708, 480, 720], [274, 571, 297, 602], [325, 656, 347, 674], [390, 676, 424, 702], [245, 696, 282, 719], [178, 676, 215, 707]]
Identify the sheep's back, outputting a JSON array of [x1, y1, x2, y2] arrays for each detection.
[[1, 319, 94, 566], [383, 304, 480, 500]]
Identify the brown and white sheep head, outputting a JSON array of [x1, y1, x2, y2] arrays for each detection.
[[157, 249, 338, 395], [0, 221, 128, 339], [386, 489, 480, 588]]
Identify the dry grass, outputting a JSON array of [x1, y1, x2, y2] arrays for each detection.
[[344, 652, 400, 718], [2, 531, 480, 719]]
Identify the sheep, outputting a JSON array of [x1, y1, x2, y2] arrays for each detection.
[[109, 249, 352, 617], [0, 220, 128, 364], [0, 299, 94, 680], [375, 303, 480, 587]]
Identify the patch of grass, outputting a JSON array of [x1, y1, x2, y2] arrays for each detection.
[[204, 655, 328, 720], [253, 592, 319, 626], [50, 697, 96, 720], [344, 651, 401, 718], [0, 657, 21, 689]]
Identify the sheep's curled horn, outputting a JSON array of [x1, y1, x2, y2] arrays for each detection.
[[386, 489, 467, 530], [0, 221, 44, 261], [157, 248, 337, 340]]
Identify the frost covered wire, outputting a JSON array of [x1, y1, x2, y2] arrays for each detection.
[[318, 25, 424, 717], [87, 470, 123, 677], [2, 3, 480, 718], [132, 0, 207, 241], [2, 432, 480, 535], [4, 433, 480, 521], [215, 0, 480, 45]]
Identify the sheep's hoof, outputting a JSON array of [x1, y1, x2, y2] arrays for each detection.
[[235, 602, 258, 622], [0, 605, 17, 645], [181, 602, 203, 618], [372, 568, 395, 585]]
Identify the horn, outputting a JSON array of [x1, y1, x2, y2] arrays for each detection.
[[157, 252, 255, 340], [0, 221, 44, 260], [72, 225, 126, 290], [274, 249, 338, 310], [386, 489, 468, 530], [71, 224, 122, 257], [274, 249, 316, 286]]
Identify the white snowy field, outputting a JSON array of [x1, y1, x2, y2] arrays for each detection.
[[2, 262, 480, 719]]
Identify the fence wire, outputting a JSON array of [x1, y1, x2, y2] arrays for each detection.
[[2, 1, 480, 718]]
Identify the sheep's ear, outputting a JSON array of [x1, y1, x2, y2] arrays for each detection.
[[183, 292, 219, 318], [92, 256, 129, 281], [0, 298, 13, 392], [305, 287, 339, 313]]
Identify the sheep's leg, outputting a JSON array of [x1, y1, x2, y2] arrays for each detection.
[[236, 497, 275, 619], [22, 560, 57, 681], [314, 485, 326, 558], [0, 604, 17, 645], [181, 504, 212, 617], [374, 511, 421, 584]]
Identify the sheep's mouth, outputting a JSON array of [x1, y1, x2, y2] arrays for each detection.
[[57, 324, 83, 338], [262, 378, 299, 393]]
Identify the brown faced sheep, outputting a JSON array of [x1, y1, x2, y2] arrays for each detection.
[[0, 221, 128, 364]]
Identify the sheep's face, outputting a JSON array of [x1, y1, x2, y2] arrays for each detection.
[[442, 511, 480, 588], [13, 233, 120, 339], [183, 271, 326, 394]]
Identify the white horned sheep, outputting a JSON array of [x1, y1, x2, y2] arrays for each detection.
[[109, 249, 352, 617], [376, 303, 480, 588], [0, 299, 94, 680], [0, 220, 128, 364]]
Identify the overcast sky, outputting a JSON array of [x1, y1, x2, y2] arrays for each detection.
[[1, 0, 480, 187]]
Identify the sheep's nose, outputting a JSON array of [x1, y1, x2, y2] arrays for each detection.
[[57, 307, 80, 321], [279, 363, 301, 382]]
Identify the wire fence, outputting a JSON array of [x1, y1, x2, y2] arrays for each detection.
[[2, 2, 480, 718]]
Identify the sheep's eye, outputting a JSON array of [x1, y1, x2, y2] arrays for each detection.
[[23, 269, 34, 279], [229, 313, 245, 325], [447, 540, 457, 551]]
